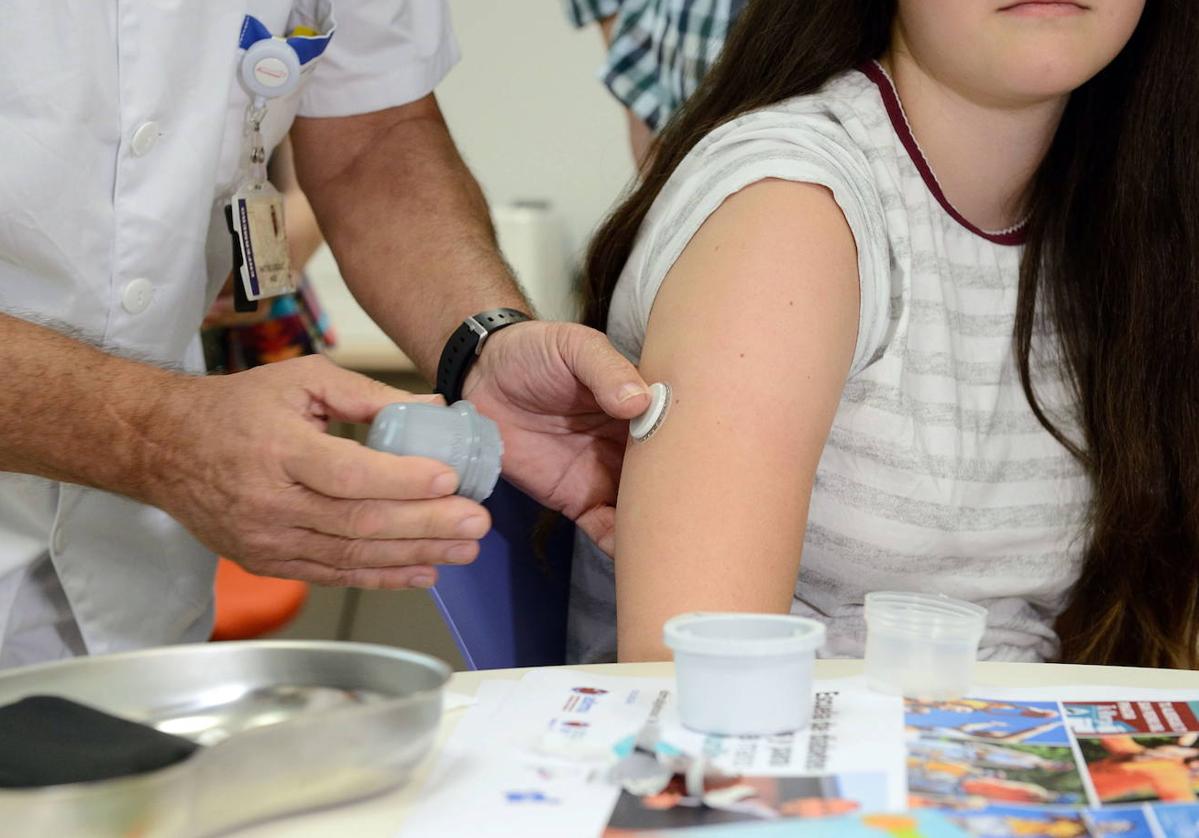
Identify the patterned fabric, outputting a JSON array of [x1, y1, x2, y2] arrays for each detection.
[[564, 0, 622, 26], [202, 276, 335, 374], [563, 0, 747, 130]]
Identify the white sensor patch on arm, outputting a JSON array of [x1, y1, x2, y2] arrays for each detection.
[[630, 382, 671, 442]]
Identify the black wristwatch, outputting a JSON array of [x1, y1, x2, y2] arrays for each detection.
[[435, 308, 532, 402]]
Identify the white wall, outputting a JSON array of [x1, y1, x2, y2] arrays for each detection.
[[312, 2, 632, 366], [437, 1, 636, 263]]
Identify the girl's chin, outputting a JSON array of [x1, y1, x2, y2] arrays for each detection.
[[974, 58, 1106, 104]]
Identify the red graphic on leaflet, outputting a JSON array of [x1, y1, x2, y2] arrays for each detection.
[[1065, 701, 1199, 736]]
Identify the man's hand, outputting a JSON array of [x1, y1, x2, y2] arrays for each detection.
[[144, 355, 490, 588], [291, 97, 649, 553], [462, 322, 650, 555]]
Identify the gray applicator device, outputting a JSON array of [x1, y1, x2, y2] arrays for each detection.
[[366, 401, 504, 502]]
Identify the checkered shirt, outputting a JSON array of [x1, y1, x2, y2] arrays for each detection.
[[563, 0, 746, 130]]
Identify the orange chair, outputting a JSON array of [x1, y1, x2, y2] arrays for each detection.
[[211, 558, 309, 641]]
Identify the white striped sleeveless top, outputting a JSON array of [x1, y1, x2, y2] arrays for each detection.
[[566, 64, 1089, 664]]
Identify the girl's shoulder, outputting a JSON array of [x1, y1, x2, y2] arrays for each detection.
[[617, 70, 894, 372], [647, 69, 891, 266], [683, 69, 888, 176]]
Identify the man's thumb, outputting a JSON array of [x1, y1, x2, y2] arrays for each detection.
[[563, 327, 651, 419]]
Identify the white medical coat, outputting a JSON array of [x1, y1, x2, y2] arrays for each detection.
[[0, 1, 459, 666]]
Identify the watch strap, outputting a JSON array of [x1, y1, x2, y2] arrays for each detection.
[[435, 308, 531, 401]]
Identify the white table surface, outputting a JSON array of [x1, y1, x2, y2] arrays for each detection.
[[236, 659, 1199, 837]]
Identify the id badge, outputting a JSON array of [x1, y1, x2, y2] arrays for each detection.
[[228, 181, 293, 303]]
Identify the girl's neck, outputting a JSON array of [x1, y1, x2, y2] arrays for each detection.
[[879, 46, 1068, 232]]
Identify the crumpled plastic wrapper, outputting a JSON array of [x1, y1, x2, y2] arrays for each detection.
[[607, 718, 744, 812]]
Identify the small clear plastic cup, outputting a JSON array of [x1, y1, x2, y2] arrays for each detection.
[[663, 612, 826, 735], [863, 591, 987, 700]]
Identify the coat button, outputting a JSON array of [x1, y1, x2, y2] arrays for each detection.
[[130, 121, 161, 157], [121, 278, 154, 314]]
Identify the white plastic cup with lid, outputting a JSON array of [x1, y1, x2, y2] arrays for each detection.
[[863, 591, 987, 700], [663, 612, 827, 735]]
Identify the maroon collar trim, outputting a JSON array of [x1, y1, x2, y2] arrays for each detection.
[[858, 61, 1027, 247]]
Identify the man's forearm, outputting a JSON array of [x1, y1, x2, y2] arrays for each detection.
[[291, 96, 530, 381], [0, 312, 181, 500]]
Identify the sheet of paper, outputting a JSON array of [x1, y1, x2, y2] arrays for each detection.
[[402, 670, 672, 837], [654, 677, 906, 808], [402, 672, 1199, 838], [442, 690, 481, 714], [899, 685, 1199, 837], [597, 810, 973, 837]]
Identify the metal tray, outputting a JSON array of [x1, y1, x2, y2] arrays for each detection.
[[0, 640, 450, 837]]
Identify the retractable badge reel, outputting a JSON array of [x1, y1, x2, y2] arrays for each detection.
[[225, 14, 334, 312]]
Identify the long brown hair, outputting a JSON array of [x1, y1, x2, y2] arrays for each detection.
[[582, 0, 1199, 668]]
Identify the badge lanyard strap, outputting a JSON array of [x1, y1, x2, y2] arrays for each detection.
[[244, 106, 269, 192], [236, 14, 336, 189], [227, 14, 335, 311]]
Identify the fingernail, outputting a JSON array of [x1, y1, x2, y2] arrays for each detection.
[[618, 383, 649, 403], [410, 575, 435, 589], [432, 472, 459, 495], [456, 516, 489, 538], [448, 543, 476, 563]]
